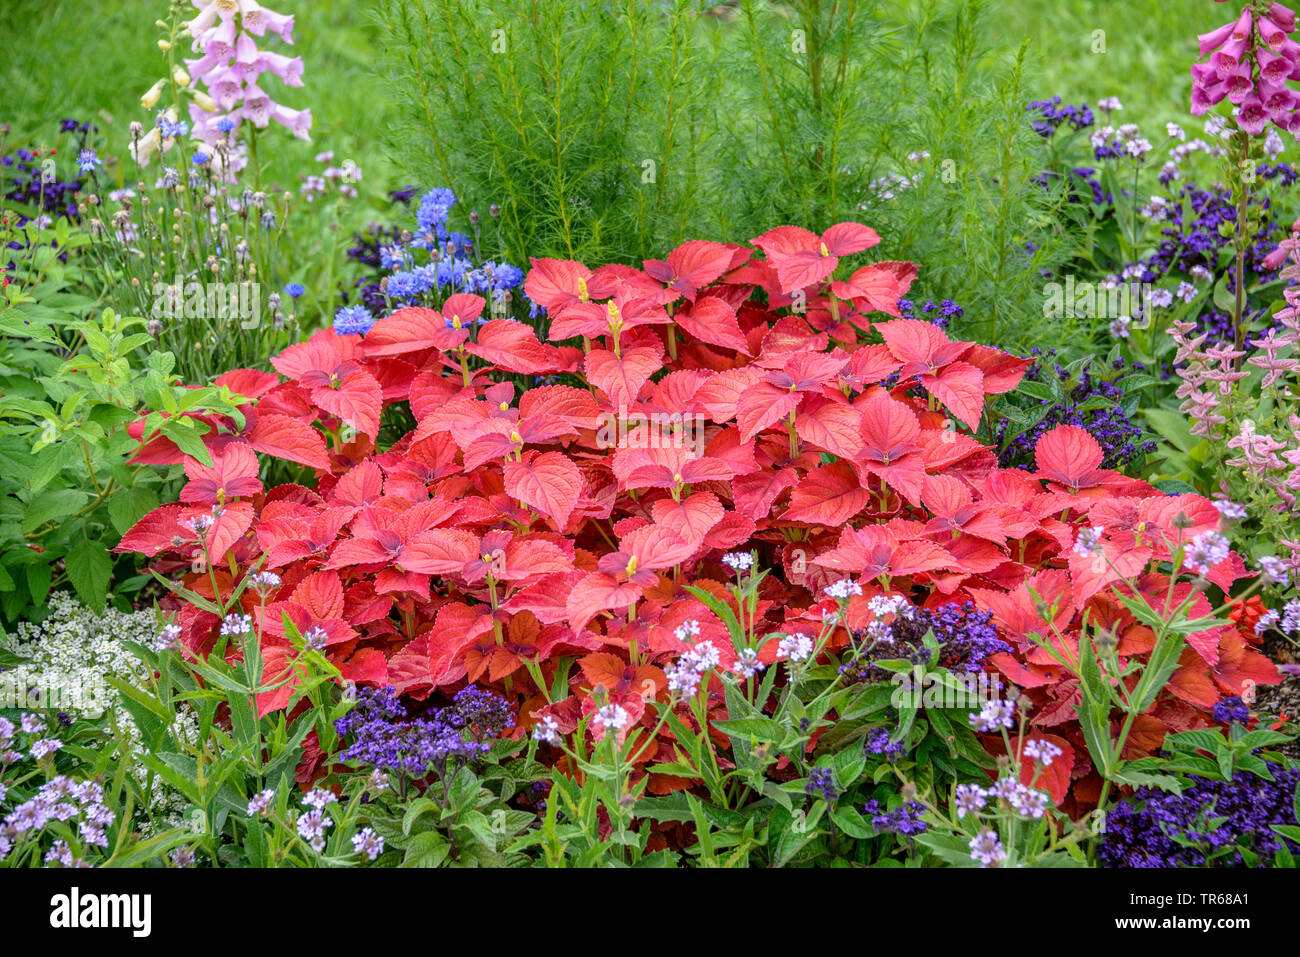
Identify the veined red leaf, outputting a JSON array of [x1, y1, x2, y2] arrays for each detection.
[[584, 347, 663, 411], [780, 461, 872, 526], [503, 451, 584, 529]]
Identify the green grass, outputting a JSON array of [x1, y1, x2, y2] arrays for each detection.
[[2, 0, 396, 192], [988, 0, 1206, 124]]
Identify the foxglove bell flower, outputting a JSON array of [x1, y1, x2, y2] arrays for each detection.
[[181, 0, 311, 149], [1192, 2, 1300, 135]]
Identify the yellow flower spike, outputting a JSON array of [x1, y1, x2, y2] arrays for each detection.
[[509, 430, 523, 445], [577, 277, 589, 302], [626, 555, 638, 576], [499, 401, 509, 411], [820, 241, 829, 257]]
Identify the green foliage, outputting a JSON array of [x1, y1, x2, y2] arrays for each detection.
[[379, 0, 1075, 346], [0, 287, 242, 626], [377, 0, 718, 265]]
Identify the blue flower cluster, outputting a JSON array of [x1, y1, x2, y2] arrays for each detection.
[[334, 187, 532, 336], [842, 601, 1009, 682], [863, 798, 928, 837]]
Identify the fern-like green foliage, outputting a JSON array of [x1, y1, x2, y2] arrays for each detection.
[[378, 0, 1081, 349], [376, 0, 719, 265]]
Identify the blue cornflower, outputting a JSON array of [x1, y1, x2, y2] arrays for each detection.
[[284, 283, 305, 298], [379, 244, 407, 271], [215, 117, 236, 133], [157, 114, 189, 139], [334, 304, 375, 336], [192, 152, 210, 165], [493, 262, 524, 290], [416, 187, 456, 234], [76, 149, 102, 174], [386, 269, 426, 300]]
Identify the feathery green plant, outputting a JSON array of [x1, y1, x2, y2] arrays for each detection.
[[379, 0, 1080, 348]]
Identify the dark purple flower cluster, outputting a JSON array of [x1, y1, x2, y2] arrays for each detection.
[[2, 122, 91, 269], [864, 727, 906, 761], [997, 353, 1156, 471], [897, 297, 963, 331], [1212, 696, 1250, 726], [1142, 183, 1283, 284], [334, 685, 514, 784], [442, 685, 517, 741], [841, 602, 1009, 682], [1026, 97, 1095, 138], [342, 222, 404, 313], [1100, 761, 1300, 867], [863, 799, 929, 836], [806, 767, 839, 802]]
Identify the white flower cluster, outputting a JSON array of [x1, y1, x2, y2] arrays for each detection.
[[1, 593, 197, 816]]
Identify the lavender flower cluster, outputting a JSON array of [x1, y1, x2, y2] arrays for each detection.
[[333, 685, 515, 784], [997, 353, 1156, 470], [1099, 760, 1300, 868]]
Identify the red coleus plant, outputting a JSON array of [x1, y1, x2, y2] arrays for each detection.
[[117, 222, 1278, 810]]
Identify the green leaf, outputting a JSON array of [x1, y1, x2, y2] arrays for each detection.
[[66, 537, 111, 610], [400, 830, 451, 868]]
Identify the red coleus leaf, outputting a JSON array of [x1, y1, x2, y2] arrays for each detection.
[[1034, 425, 1105, 490], [363, 306, 468, 356], [649, 491, 725, 546], [921, 360, 984, 430], [524, 257, 595, 314], [566, 572, 643, 636], [829, 262, 913, 316], [752, 222, 880, 294], [812, 523, 952, 580], [114, 503, 191, 556], [673, 296, 751, 355], [312, 368, 382, 439], [795, 396, 863, 459], [464, 319, 565, 374], [441, 293, 487, 330], [1011, 733, 1075, 806], [875, 319, 970, 375], [180, 443, 263, 505], [780, 461, 872, 525], [736, 381, 802, 443], [244, 413, 332, 472], [258, 507, 351, 568], [503, 450, 584, 529], [856, 391, 925, 505], [733, 468, 798, 520], [584, 347, 663, 411], [643, 240, 740, 301], [215, 368, 280, 399], [960, 344, 1032, 395]]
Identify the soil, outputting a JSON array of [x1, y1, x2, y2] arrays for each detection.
[[1254, 630, 1300, 760]]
